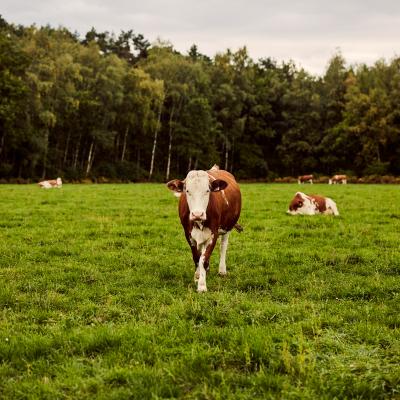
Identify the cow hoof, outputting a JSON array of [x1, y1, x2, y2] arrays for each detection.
[[218, 271, 227, 277], [197, 284, 207, 293]]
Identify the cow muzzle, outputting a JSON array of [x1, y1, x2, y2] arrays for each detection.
[[190, 211, 206, 221]]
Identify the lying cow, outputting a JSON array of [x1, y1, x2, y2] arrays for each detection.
[[38, 177, 62, 189], [329, 174, 347, 184], [167, 165, 242, 292], [298, 174, 313, 184], [287, 192, 339, 216]]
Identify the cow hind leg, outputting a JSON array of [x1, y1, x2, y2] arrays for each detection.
[[218, 232, 230, 276], [330, 203, 339, 216], [326, 199, 339, 216]]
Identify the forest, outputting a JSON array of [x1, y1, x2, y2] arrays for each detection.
[[1, 15, 400, 181]]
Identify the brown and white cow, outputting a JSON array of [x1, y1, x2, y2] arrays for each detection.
[[167, 165, 242, 292], [329, 175, 347, 184], [298, 174, 314, 184], [287, 192, 339, 216], [38, 177, 62, 189]]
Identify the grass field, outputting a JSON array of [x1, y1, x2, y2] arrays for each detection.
[[0, 183, 399, 399]]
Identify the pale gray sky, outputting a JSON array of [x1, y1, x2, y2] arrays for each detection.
[[2, 0, 400, 75]]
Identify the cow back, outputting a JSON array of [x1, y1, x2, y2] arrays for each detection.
[[310, 195, 327, 213]]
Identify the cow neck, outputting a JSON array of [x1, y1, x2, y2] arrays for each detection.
[[194, 221, 204, 230], [188, 218, 211, 232]]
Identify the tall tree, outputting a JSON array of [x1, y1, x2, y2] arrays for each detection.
[[318, 52, 349, 173], [0, 20, 29, 177], [143, 44, 211, 180], [277, 68, 322, 175]]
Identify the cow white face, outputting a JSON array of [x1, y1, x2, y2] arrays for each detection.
[[167, 171, 228, 221], [185, 171, 210, 221], [287, 192, 316, 215]]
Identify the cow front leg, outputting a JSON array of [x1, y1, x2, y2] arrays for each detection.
[[191, 244, 201, 282], [186, 234, 201, 282], [218, 232, 230, 276], [197, 235, 218, 292]]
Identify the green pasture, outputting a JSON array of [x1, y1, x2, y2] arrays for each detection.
[[0, 183, 399, 399]]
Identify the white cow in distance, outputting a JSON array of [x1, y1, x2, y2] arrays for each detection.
[[38, 177, 62, 189], [329, 175, 347, 184], [287, 192, 339, 216], [298, 174, 314, 184]]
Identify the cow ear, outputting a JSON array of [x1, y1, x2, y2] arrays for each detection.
[[167, 179, 184, 193], [210, 179, 228, 192]]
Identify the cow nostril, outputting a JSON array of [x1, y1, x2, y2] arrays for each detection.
[[191, 211, 205, 220]]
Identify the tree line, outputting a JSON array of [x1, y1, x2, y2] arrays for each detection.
[[1, 15, 399, 182]]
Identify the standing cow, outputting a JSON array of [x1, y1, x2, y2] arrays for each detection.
[[298, 174, 313, 184], [167, 165, 242, 292], [329, 175, 347, 184]]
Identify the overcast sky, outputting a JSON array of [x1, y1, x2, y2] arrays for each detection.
[[2, 0, 400, 75]]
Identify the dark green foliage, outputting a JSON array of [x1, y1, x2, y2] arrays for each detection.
[[1, 15, 400, 180]]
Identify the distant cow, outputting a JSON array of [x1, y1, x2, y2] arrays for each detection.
[[287, 192, 339, 216], [298, 174, 313, 184], [167, 165, 242, 292], [38, 177, 62, 189], [329, 175, 347, 184]]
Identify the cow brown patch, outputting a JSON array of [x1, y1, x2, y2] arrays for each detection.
[[310, 195, 327, 213], [289, 193, 304, 211]]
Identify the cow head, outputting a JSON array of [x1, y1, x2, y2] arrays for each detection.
[[167, 170, 228, 221], [287, 192, 315, 215]]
